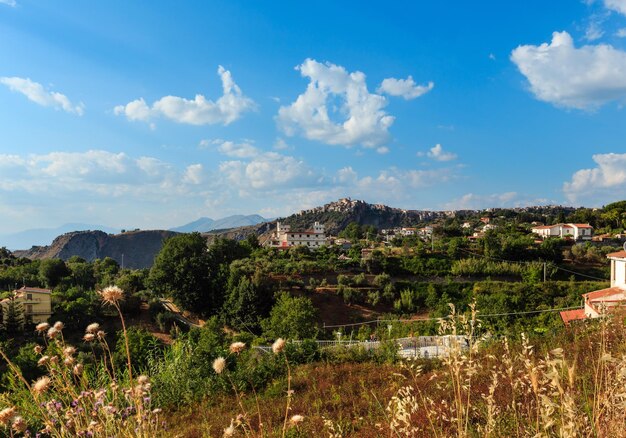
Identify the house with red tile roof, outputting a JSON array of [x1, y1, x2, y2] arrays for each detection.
[[560, 250, 626, 325], [531, 223, 593, 241], [267, 221, 328, 249]]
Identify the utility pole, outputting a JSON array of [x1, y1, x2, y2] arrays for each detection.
[[431, 230, 434, 252], [543, 262, 547, 283]]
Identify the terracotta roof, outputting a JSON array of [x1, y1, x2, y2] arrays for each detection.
[[571, 224, 593, 228], [583, 286, 625, 301], [607, 251, 626, 259], [560, 309, 586, 325], [532, 225, 553, 230], [16, 286, 51, 294]]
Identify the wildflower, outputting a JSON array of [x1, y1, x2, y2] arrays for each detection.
[[229, 341, 246, 354], [223, 420, 235, 437], [0, 407, 17, 426], [73, 364, 84, 376], [35, 322, 50, 333], [53, 321, 64, 331], [64, 357, 75, 366], [63, 346, 76, 357], [38, 355, 50, 367], [152, 408, 162, 414], [47, 327, 59, 339], [289, 414, 304, 425], [137, 375, 150, 385], [99, 285, 124, 305], [213, 357, 226, 374], [12, 416, 27, 433], [272, 338, 286, 354], [33, 345, 44, 354], [83, 333, 95, 342], [49, 355, 59, 365], [32, 376, 51, 396], [96, 330, 106, 340], [85, 322, 100, 334]]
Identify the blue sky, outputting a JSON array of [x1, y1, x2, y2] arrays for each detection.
[[1, 0, 626, 233]]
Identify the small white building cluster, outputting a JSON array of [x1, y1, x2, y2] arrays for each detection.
[[561, 249, 626, 325], [531, 223, 593, 241], [267, 221, 327, 249]]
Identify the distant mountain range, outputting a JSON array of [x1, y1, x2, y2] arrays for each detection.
[[4, 199, 592, 268], [169, 214, 269, 233], [0, 215, 269, 251], [0, 223, 120, 251]]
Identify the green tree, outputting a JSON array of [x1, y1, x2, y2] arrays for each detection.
[[38, 258, 69, 288], [223, 275, 273, 332], [148, 233, 213, 315], [339, 222, 363, 241], [262, 293, 317, 339], [4, 296, 24, 333]]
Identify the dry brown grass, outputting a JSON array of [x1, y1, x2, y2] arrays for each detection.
[[165, 311, 626, 437]]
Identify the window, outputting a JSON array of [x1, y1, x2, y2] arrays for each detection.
[[26, 304, 32, 314], [26, 294, 32, 300]]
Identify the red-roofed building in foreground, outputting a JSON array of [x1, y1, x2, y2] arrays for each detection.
[[560, 250, 626, 325]]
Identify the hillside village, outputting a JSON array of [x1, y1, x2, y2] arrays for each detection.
[[0, 198, 625, 436]]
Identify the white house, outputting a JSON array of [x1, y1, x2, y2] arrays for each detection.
[[531, 223, 593, 241], [267, 221, 327, 249], [401, 227, 417, 236], [560, 250, 626, 325]]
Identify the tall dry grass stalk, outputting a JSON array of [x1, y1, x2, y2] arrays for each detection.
[[384, 302, 626, 437], [0, 285, 164, 437]]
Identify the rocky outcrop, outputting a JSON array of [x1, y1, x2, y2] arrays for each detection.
[[14, 230, 178, 269]]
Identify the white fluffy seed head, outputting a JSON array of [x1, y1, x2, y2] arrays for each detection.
[[213, 357, 226, 374], [272, 338, 286, 354]]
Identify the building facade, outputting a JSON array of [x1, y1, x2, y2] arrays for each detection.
[[560, 250, 626, 325], [531, 223, 593, 240], [267, 221, 327, 249], [1, 286, 52, 324]]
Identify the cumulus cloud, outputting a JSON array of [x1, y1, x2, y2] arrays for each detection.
[[0, 77, 84, 115], [277, 59, 395, 148], [215, 140, 259, 158], [114, 66, 255, 126], [376, 146, 390, 154], [183, 164, 205, 185], [426, 144, 457, 161], [605, 0, 626, 15], [511, 31, 626, 109], [442, 192, 549, 210], [219, 151, 317, 191], [564, 153, 626, 204], [377, 76, 434, 100], [616, 28, 626, 37], [0, 0, 17, 7]]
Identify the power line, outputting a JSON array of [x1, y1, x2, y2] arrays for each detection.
[[323, 305, 584, 329]]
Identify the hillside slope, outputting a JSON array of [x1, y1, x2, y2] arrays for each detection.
[[13, 230, 177, 269]]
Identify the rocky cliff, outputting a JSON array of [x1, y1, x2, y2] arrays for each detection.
[[13, 230, 178, 269]]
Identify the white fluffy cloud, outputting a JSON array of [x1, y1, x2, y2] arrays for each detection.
[[219, 151, 317, 191], [215, 140, 259, 158], [277, 59, 395, 148], [0, 150, 203, 197], [442, 192, 549, 210], [564, 153, 626, 204], [511, 31, 626, 109], [605, 0, 626, 15], [0, 0, 17, 7], [114, 66, 255, 126], [426, 144, 457, 161], [0, 77, 84, 115], [377, 76, 434, 100]]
